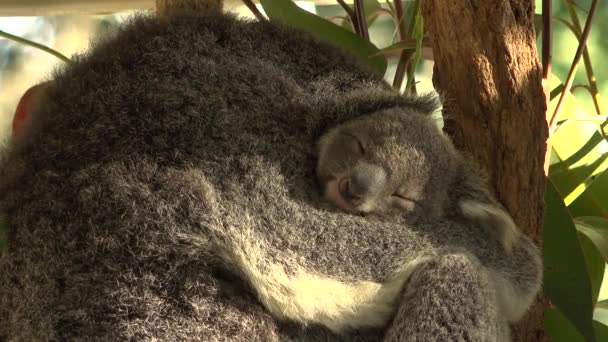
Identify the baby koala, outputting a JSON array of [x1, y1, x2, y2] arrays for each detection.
[[316, 101, 520, 253]]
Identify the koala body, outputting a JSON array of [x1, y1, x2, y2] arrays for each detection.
[[0, 10, 541, 342], [316, 104, 521, 253]]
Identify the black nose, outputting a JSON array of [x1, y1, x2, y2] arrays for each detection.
[[349, 172, 375, 197], [338, 178, 361, 201], [339, 165, 387, 201], [338, 172, 376, 201]]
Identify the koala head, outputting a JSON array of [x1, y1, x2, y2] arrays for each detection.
[[316, 106, 458, 222]]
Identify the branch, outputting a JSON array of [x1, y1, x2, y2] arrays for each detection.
[[553, 16, 579, 36], [404, 0, 422, 94], [0, 29, 71, 63], [393, 0, 407, 40], [564, 0, 602, 114], [548, 0, 598, 134], [354, 0, 370, 40], [242, 0, 266, 21], [336, 0, 360, 35], [571, 84, 593, 95], [545, 0, 599, 173], [336, 0, 356, 19], [392, 0, 408, 90]]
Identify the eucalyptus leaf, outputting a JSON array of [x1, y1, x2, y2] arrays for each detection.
[[340, 17, 354, 32], [545, 308, 585, 342], [545, 308, 608, 342], [543, 180, 596, 341], [404, 6, 423, 93], [370, 39, 417, 57], [260, 0, 387, 75], [578, 232, 606, 304], [575, 217, 608, 261], [534, 13, 543, 35], [550, 84, 564, 101], [364, 0, 382, 26], [548, 82, 608, 206], [595, 320, 608, 340], [569, 169, 608, 219]]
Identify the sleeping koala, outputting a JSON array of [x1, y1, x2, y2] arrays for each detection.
[[316, 101, 520, 253], [0, 4, 541, 342]]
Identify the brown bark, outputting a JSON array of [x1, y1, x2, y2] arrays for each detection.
[[421, 1, 549, 341]]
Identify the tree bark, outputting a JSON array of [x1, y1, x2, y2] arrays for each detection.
[[421, 1, 548, 341]]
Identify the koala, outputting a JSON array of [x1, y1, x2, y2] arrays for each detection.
[[0, 3, 541, 342], [316, 103, 521, 253]]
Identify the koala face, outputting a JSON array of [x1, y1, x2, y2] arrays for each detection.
[[316, 108, 456, 221]]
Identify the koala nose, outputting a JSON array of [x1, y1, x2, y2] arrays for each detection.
[[339, 164, 387, 202], [338, 178, 362, 203]]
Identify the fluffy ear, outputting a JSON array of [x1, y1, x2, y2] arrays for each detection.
[[400, 92, 443, 116], [459, 199, 520, 253]]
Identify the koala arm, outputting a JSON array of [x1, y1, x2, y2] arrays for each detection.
[[383, 254, 510, 342]]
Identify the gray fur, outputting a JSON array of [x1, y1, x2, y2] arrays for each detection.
[[316, 104, 522, 252], [0, 11, 541, 341]]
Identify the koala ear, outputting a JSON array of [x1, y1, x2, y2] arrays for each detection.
[[402, 92, 443, 116], [459, 199, 520, 253]]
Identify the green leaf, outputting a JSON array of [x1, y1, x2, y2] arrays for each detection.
[[260, 0, 387, 75], [364, 0, 382, 26], [578, 232, 606, 304], [340, 17, 354, 32], [550, 84, 564, 101], [576, 217, 608, 261], [545, 308, 608, 342], [543, 180, 596, 341], [534, 13, 543, 35], [370, 39, 417, 57], [545, 308, 585, 342], [595, 321, 608, 341], [548, 104, 608, 207], [569, 170, 608, 219], [405, 8, 423, 93]]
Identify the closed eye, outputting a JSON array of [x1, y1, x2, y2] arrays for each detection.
[[391, 194, 419, 210], [341, 132, 365, 155]]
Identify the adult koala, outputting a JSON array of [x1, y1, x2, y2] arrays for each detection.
[[0, 2, 541, 341]]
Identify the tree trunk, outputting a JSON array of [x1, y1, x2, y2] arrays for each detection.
[[421, 1, 548, 341]]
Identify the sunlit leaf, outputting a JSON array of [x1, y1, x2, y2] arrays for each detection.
[[543, 180, 596, 341], [569, 170, 608, 219], [596, 306, 608, 326], [547, 74, 587, 122], [548, 80, 608, 204], [260, 0, 387, 75]]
